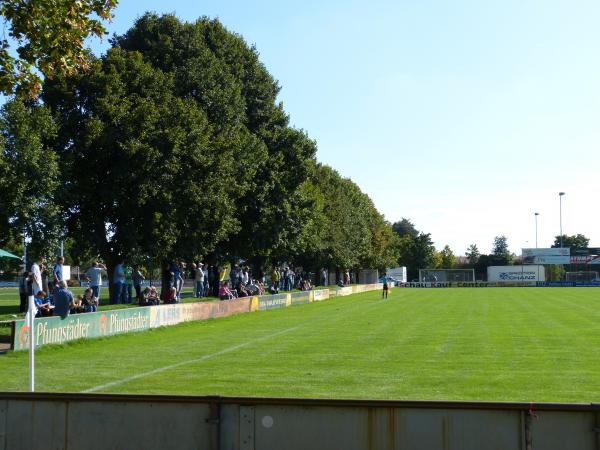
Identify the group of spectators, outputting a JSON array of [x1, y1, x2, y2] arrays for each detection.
[[18, 256, 98, 318], [18, 255, 353, 317]]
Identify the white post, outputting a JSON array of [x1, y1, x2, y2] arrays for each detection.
[[27, 295, 35, 392]]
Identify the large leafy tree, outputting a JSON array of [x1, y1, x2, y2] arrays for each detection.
[[113, 13, 318, 268], [0, 98, 60, 258], [295, 164, 398, 273], [395, 232, 436, 280], [0, 0, 117, 97], [390, 219, 437, 280], [491, 235, 512, 265], [308, 165, 372, 270], [43, 48, 253, 293]]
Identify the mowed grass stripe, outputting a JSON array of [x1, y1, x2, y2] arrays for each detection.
[[0, 288, 599, 402]]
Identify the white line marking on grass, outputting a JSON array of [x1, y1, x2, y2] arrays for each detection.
[[83, 325, 302, 393]]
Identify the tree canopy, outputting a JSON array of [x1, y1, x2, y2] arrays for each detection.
[[551, 234, 590, 250], [0, 13, 399, 296], [0, 0, 117, 97]]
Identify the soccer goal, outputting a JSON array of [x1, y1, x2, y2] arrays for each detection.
[[418, 269, 475, 283], [565, 271, 599, 282]]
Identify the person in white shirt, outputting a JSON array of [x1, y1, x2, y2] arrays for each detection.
[[195, 263, 205, 297], [85, 261, 106, 300], [31, 256, 45, 296]]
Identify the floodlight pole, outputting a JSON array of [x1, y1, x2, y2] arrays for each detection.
[[534, 213, 539, 248], [559, 192, 565, 247]]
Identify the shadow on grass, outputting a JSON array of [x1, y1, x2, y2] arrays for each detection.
[[0, 304, 20, 316]]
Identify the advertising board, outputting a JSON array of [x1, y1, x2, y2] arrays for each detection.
[[487, 265, 545, 283], [13, 308, 152, 351], [258, 294, 289, 310], [522, 248, 570, 264], [290, 291, 311, 305], [312, 289, 330, 301]]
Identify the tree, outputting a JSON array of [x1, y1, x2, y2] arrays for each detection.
[[491, 235, 512, 265], [551, 234, 589, 250], [465, 244, 480, 266], [0, 98, 60, 258], [439, 245, 457, 268], [396, 232, 436, 280], [306, 165, 373, 270], [113, 13, 318, 269], [392, 218, 419, 239], [0, 0, 118, 97], [43, 48, 248, 299]]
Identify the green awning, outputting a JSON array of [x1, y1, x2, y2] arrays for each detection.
[[0, 249, 21, 259]]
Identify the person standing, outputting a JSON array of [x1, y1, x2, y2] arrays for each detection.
[[203, 264, 210, 297], [321, 268, 327, 287], [195, 263, 205, 298], [169, 261, 183, 302], [52, 256, 65, 287], [287, 268, 294, 292], [132, 265, 145, 303], [382, 275, 389, 299], [271, 267, 280, 291], [85, 261, 106, 300], [18, 271, 30, 313], [123, 264, 134, 303], [31, 256, 45, 296], [113, 260, 125, 304]]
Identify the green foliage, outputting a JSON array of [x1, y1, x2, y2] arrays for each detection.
[[111, 13, 318, 267], [465, 244, 480, 266], [0, 0, 117, 97], [551, 234, 590, 250], [0, 98, 60, 257], [391, 218, 418, 239], [439, 245, 457, 269], [44, 48, 243, 265], [1, 12, 399, 280], [390, 219, 437, 279], [491, 235, 512, 265]]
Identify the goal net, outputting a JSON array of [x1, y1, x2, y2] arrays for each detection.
[[418, 269, 475, 283], [565, 271, 599, 282]]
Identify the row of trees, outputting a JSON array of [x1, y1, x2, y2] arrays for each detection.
[[390, 218, 593, 280], [0, 13, 400, 285], [0, 8, 593, 287]]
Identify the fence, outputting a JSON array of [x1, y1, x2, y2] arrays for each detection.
[[0, 393, 597, 450]]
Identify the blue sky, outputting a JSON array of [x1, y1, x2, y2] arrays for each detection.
[[89, 0, 599, 255]]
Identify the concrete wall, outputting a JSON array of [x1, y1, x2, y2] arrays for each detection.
[[0, 393, 598, 450]]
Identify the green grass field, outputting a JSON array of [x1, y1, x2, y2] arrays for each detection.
[[0, 287, 599, 403]]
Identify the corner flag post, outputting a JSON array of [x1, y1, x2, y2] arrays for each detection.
[[27, 294, 35, 392]]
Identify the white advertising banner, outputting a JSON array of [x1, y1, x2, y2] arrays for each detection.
[[522, 248, 570, 264], [487, 265, 545, 283], [522, 248, 570, 257]]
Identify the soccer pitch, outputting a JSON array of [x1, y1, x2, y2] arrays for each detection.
[[0, 287, 599, 403]]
